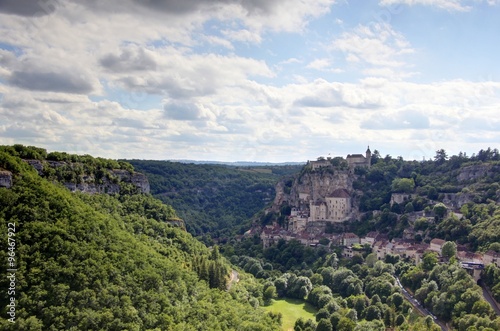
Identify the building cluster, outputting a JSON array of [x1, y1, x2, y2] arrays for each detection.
[[258, 226, 500, 269], [289, 188, 353, 232], [288, 148, 373, 230], [309, 147, 372, 171], [259, 146, 500, 271]]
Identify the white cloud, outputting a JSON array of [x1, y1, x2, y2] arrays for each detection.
[[379, 0, 472, 11], [0, 0, 498, 162], [332, 22, 414, 78], [306, 58, 331, 70]]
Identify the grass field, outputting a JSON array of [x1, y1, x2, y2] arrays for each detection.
[[263, 298, 317, 331]]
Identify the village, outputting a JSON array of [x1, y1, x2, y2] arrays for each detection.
[[259, 223, 500, 270], [257, 148, 500, 273]]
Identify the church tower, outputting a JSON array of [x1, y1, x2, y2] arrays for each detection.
[[365, 146, 372, 168]]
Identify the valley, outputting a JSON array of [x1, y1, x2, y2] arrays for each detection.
[[1, 144, 500, 330]]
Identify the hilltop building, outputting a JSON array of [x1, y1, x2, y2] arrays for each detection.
[[346, 146, 372, 169], [309, 147, 372, 171]]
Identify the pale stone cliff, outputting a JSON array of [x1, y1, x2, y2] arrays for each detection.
[[273, 168, 357, 212], [23, 159, 150, 194], [0, 170, 12, 188]]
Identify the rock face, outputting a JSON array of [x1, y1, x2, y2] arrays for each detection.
[[273, 168, 356, 211], [23, 160, 150, 194], [111, 169, 150, 194], [458, 164, 500, 182], [0, 170, 12, 188]]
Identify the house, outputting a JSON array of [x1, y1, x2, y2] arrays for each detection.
[[341, 232, 360, 247], [361, 231, 379, 247], [260, 225, 284, 249], [373, 241, 389, 260], [343, 246, 364, 258], [429, 238, 446, 255]]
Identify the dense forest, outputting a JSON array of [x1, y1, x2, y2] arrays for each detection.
[[127, 159, 302, 240], [0, 145, 281, 330]]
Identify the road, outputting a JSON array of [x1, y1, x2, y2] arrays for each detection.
[[396, 277, 448, 331], [479, 280, 500, 316]]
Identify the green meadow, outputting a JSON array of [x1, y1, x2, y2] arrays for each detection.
[[263, 298, 317, 331]]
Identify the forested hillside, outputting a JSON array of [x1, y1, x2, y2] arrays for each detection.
[[127, 160, 302, 239], [0, 146, 281, 330]]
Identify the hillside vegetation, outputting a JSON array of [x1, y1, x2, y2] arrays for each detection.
[[127, 160, 302, 239], [0, 146, 280, 330]]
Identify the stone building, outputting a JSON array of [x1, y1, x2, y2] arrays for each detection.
[[346, 146, 372, 169], [309, 189, 351, 223]]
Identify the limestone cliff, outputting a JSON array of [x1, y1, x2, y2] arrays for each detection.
[[23, 159, 150, 194], [273, 167, 357, 212], [457, 163, 500, 182], [0, 170, 12, 188]]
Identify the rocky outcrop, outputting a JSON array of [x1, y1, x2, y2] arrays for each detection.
[[390, 193, 414, 206], [112, 170, 150, 194], [23, 159, 150, 194], [441, 192, 474, 209], [458, 163, 500, 182], [0, 170, 12, 188], [273, 168, 355, 211]]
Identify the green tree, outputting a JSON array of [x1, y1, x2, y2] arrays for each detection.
[[316, 319, 333, 331], [404, 202, 415, 213], [434, 149, 448, 164], [263, 286, 277, 303], [337, 317, 355, 331], [441, 241, 457, 260], [433, 203, 447, 220], [422, 252, 439, 271], [391, 178, 415, 193]]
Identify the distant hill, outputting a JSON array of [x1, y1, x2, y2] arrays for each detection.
[[169, 159, 305, 167]]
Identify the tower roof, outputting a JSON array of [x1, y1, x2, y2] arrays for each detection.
[[366, 145, 371, 154]]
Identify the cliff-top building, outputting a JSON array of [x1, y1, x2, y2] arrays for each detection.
[[346, 146, 372, 169], [309, 147, 372, 171]]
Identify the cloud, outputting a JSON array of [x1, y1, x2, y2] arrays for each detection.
[[293, 79, 386, 109], [100, 45, 157, 72], [9, 70, 95, 94], [306, 58, 331, 70], [112, 53, 274, 99], [332, 22, 414, 78], [163, 101, 210, 121], [379, 0, 472, 11], [361, 109, 430, 130], [0, 0, 57, 16]]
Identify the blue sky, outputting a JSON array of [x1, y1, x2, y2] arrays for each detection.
[[0, 0, 499, 162]]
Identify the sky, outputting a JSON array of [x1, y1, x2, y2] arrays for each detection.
[[0, 0, 499, 162]]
